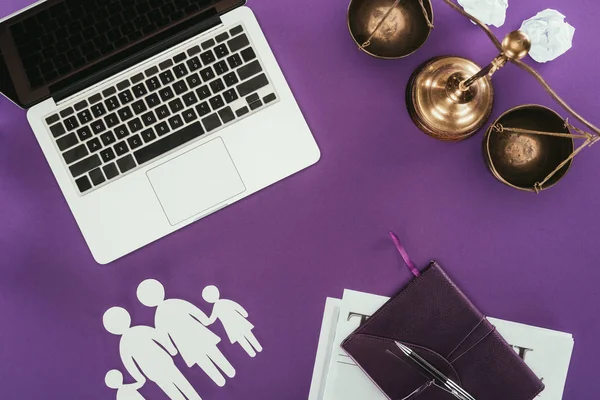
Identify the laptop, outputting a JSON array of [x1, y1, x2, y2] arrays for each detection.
[[0, 0, 320, 264]]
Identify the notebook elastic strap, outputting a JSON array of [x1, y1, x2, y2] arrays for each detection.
[[389, 231, 421, 277]]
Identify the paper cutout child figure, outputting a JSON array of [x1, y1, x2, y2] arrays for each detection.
[[137, 279, 236, 387], [105, 369, 145, 400], [103, 307, 202, 400], [202, 285, 263, 358]]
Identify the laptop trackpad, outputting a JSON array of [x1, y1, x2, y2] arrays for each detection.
[[147, 138, 246, 226]]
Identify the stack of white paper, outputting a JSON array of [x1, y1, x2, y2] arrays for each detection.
[[309, 290, 574, 400]]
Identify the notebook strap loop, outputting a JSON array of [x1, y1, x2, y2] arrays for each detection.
[[389, 231, 421, 277]]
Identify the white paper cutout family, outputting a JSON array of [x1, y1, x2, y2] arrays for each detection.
[[103, 280, 262, 400]]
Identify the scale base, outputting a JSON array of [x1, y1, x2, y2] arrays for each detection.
[[407, 56, 494, 141]]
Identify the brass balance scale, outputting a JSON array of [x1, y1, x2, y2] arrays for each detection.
[[348, 0, 600, 193]]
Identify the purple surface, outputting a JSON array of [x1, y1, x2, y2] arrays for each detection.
[[0, 0, 598, 399]]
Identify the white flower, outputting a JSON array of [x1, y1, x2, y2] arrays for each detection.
[[519, 9, 575, 63], [457, 0, 509, 28]]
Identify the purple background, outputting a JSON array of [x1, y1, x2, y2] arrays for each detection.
[[1, 0, 598, 399]]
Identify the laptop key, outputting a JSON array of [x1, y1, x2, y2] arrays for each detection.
[[187, 56, 202, 72], [118, 106, 134, 121], [77, 109, 93, 124], [142, 111, 157, 126], [174, 64, 188, 78], [250, 100, 263, 110], [105, 113, 120, 128], [159, 59, 174, 70], [264, 93, 277, 104], [159, 70, 175, 85], [169, 115, 184, 130], [91, 103, 107, 118], [134, 122, 205, 165], [237, 74, 269, 97], [196, 102, 211, 117], [46, 114, 60, 125], [209, 95, 225, 110], [114, 141, 129, 156], [238, 60, 262, 81], [57, 133, 78, 151], [186, 73, 202, 89], [61, 135, 86, 159], [218, 107, 235, 124], [64, 116, 79, 131], [183, 92, 198, 107], [75, 176, 92, 193], [145, 93, 160, 108], [200, 50, 216, 65], [202, 114, 222, 132], [174, 80, 188, 95], [105, 96, 120, 111], [199, 67, 215, 81], [228, 34, 250, 52], [187, 45, 201, 56], [223, 89, 238, 103], [183, 109, 197, 123], [103, 87, 117, 97], [168, 99, 184, 114], [159, 87, 175, 102], [210, 79, 226, 94], [246, 94, 260, 104], [201, 39, 215, 50], [156, 105, 171, 120], [117, 80, 130, 90], [91, 120, 106, 136], [60, 107, 74, 118], [128, 135, 143, 150], [216, 32, 229, 43], [76, 126, 93, 141], [174, 52, 186, 63], [87, 138, 102, 153], [227, 54, 243, 69], [214, 44, 229, 59], [196, 85, 211, 100], [132, 83, 148, 98], [131, 73, 145, 84], [145, 66, 159, 77], [223, 72, 239, 87], [141, 128, 157, 143], [132, 100, 147, 115], [117, 155, 136, 173], [103, 163, 119, 180], [89, 94, 103, 104], [214, 60, 229, 75], [74, 100, 88, 111], [146, 77, 161, 91], [155, 122, 170, 136], [118, 90, 134, 104], [114, 125, 130, 140], [70, 154, 101, 177], [89, 168, 106, 186], [100, 131, 116, 146], [128, 118, 144, 133], [240, 47, 256, 62], [230, 26, 243, 36], [100, 148, 116, 162], [235, 106, 249, 117]]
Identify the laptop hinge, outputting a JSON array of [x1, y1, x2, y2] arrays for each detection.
[[51, 9, 222, 104]]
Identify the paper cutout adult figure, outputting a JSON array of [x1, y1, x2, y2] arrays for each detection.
[[103, 307, 202, 400], [137, 279, 236, 387], [105, 369, 146, 400], [202, 285, 263, 358]]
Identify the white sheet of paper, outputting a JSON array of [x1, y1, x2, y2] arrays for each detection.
[[489, 318, 574, 400], [313, 290, 574, 400], [308, 298, 341, 400]]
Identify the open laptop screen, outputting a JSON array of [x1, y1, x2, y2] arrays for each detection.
[[0, 0, 244, 108]]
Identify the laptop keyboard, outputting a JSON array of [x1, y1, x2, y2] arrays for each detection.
[[44, 24, 278, 194], [10, 0, 211, 89]]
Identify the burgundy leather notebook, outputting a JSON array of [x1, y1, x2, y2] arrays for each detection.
[[341, 261, 545, 400]]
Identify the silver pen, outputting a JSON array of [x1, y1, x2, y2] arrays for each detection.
[[395, 342, 477, 400]]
